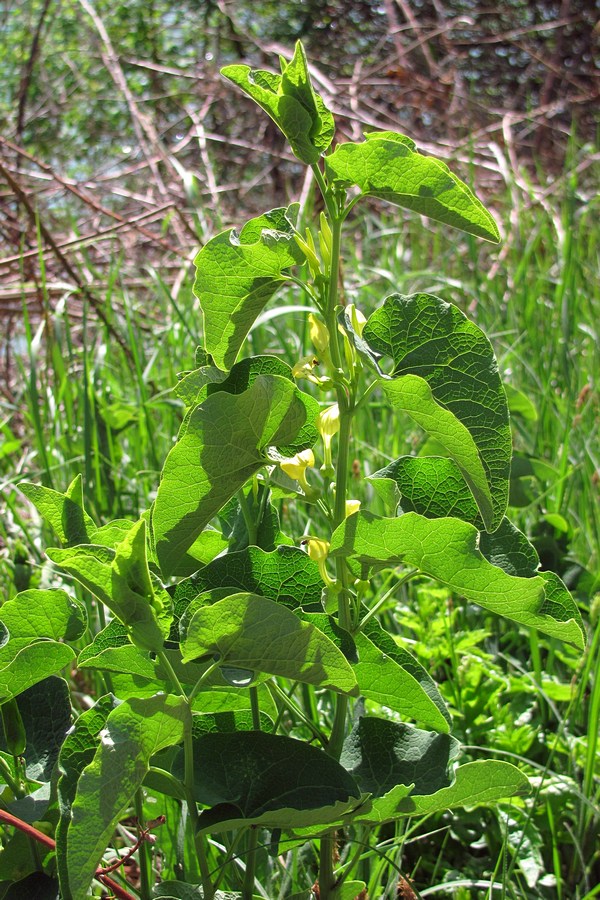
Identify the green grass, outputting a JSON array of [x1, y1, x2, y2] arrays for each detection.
[[1, 142, 598, 897]]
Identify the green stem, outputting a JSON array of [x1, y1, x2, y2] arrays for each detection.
[[249, 686, 261, 731], [156, 651, 214, 899], [324, 216, 344, 375], [0, 755, 24, 798], [319, 834, 337, 900], [237, 488, 257, 546], [243, 827, 259, 900], [134, 789, 152, 900]]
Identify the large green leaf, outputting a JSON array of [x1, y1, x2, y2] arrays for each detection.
[[326, 131, 499, 241], [59, 694, 189, 900], [0, 588, 86, 644], [180, 731, 362, 832], [77, 621, 249, 693], [171, 547, 324, 633], [0, 590, 86, 702], [177, 356, 319, 458], [330, 512, 585, 647], [363, 293, 511, 531], [56, 694, 121, 895], [194, 207, 304, 371], [48, 519, 169, 652], [222, 41, 334, 164], [388, 760, 531, 818], [369, 454, 582, 628], [153, 375, 314, 577], [19, 474, 96, 547], [341, 717, 460, 797], [355, 619, 450, 731], [182, 593, 358, 696]]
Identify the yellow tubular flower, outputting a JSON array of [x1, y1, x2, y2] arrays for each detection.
[[279, 449, 315, 495], [292, 355, 319, 381], [303, 537, 334, 586], [317, 403, 340, 474]]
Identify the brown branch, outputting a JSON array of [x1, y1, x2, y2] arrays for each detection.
[[0, 137, 186, 259], [0, 157, 134, 362], [0, 808, 137, 900], [15, 0, 54, 142], [0, 198, 176, 268]]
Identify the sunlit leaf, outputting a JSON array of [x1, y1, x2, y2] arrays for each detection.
[[326, 131, 500, 241], [330, 512, 585, 647]]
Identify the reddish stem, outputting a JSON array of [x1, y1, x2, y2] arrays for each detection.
[[0, 808, 138, 900]]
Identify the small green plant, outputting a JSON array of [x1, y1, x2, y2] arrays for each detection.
[[3, 43, 586, 900]]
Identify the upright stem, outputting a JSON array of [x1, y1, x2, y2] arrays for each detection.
[[156, 650, 214, 899], [315, 178, 355, 900], [134, 789, 152, 900], [243, 827, 259, 900]]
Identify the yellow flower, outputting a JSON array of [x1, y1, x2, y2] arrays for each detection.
[[280, 449, 315, 489], [317, 403, 340, 474], [345, 499, 361, 517], [292, 355, 319, 380], [308, 313, 330, 355], [302, 537, 334, 586]]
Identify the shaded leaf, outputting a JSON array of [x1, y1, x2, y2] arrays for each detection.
[[19, 474, 96, 547], [0, 676, 71, 782], [171, 547, 324, 637], [183, 731, 362, 832], [341, 716, 460, 797], [363, 293, 511, 530]]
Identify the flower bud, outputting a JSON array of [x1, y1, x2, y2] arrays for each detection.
[[347, 303, 367, 338], [318, 403, 340, 472], [308, 314, 330, 355]]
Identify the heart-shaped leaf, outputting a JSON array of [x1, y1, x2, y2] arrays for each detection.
[[153, 375, 315, 577], [341, 716, 460, 797], [179, 730, 362, 832], [222, 42, 334, 164], [0, 590, 86, 702], [363, 293, 511, 530]]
